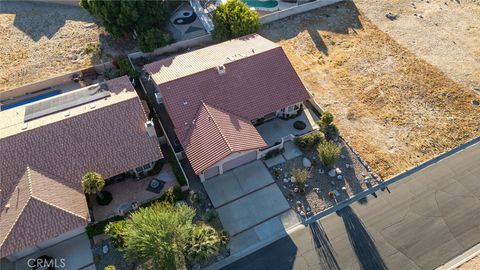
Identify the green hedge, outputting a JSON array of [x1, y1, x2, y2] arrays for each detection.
[[165, 146, 188, 186], [86, 186, 184, 238], [294, 130, 325, 151]]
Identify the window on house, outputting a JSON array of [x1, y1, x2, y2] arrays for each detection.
[[143, 164, 151, 170]]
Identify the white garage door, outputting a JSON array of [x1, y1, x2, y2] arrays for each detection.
[[204, 166, 220, 179], [222, 151, 257, 172]]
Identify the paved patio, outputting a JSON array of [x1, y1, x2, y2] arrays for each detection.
[[91, 163, 176, 221], [203, 160, 273, 207], [14, 233, 95, 270], [256, 107, 319, 146]]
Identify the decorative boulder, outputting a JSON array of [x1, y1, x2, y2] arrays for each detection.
[[303, 158, 312, 168], [328, 169, 336, 177], [290, 176, 296, 183], [337, 175, 343, 180], [335, 168, 342, 175], [340, 154, 346, 159], [283, 178, 290, 183]]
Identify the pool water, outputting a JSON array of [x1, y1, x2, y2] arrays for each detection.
[[243, 0, 278, 8], [1, 90, 62, 111]]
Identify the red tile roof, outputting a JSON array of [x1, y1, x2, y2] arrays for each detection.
[[0, 76, 163, 257], [184, 102, 267, 173], [146, 35, 310, 174]]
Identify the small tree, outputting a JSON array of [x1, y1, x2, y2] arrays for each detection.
[[116, 202, 195, 269], [82, 171, 105, 198], [317, 111, 339, 141], [212, 0, 261, 42], [317, 141, 342, 168], [138, 28, 173, 53], [290, 168, 309, 187], [184, 224, 222, 264]]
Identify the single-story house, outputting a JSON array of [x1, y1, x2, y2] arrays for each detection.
[[0, 76, 163, 263], [144, 34, 311, 181]]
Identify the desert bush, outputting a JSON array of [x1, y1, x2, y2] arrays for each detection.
[[317, 141, 342, 168], [294, 131, 325, 151]]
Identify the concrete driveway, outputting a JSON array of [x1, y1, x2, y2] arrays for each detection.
[[203, 160, 275, 208], [203, 160, 293, 236]]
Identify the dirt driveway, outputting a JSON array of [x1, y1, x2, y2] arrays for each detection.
[[260, 1, 480, 179]]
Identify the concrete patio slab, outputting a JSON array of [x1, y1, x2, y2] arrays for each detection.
[[283, 141, 302, 160], [264, 154, 286, 168], [203, 160, 274, 207], [217, 184, 290, 236], [256, 107, 319, 146]]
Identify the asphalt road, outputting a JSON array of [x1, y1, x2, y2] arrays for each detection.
[[223, 141, 480, 270]]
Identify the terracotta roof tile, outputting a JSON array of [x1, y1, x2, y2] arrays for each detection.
[[146, 35, 310, 173], [184, 103, 267, 173], [0, 77, 163, 257]]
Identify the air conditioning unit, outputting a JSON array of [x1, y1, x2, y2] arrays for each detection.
[[155, 92, 163, 104], [145, 120, 157, 137]]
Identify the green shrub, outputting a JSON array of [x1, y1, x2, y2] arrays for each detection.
[[317, 111, 339, 141], [86, 216, 125, 238], [294, 131, 325, 151], [160, 186, 183, 204], [117, 58, 140, 79], [105, 220, 127, 248], [138, 28, 173, 53], [317, 141, 342, 168]]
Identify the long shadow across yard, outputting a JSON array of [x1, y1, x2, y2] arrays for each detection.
[[339, 206, 387, 270], [309, 222, 341, 270]]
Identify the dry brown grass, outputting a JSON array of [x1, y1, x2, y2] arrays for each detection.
[[261, 2, 480, 179], [0, 2, 135, 92]]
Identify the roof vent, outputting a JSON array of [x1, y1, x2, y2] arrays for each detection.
[[21, 123, 28, 130], [183, 101, 188, 105], [89, 102, 96, 109], [64, 110, 70, 117], [217, 65, 226, 75], [145, 120, 157, 137]]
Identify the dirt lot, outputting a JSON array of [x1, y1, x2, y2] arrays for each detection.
[[260, 1, 480, 179], [354, 0, 480, 93], [0, 1, 135, 92]]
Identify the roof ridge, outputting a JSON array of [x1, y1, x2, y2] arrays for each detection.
[[26, 165, 33, 196], [201, 102, 233, 151], [0, 196, 32, 249], [30, 196, 88, 221]]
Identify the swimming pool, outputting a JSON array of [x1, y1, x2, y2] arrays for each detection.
[[1, 90, 62, 111], [242, 0, 278, 8]]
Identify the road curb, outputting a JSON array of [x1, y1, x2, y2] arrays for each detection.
[[436, 242, 480, 270]]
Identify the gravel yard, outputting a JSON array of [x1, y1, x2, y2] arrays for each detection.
[[268, 139, 376, 216], [260, 1, 480, 179], [0, 1, 136, 92]]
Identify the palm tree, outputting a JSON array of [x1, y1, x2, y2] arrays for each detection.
[[82, 171, 105, 198], [185, 224, 222, 264]]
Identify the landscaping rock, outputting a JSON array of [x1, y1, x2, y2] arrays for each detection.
[[335, 168, 342, 175], [337, 175, 343, 180], [283, 178, 290, 183], [290, 176, 296, 183], [303, 157, 312, 168], [328, 169, 336, 177], [318, 168, 324, 174]]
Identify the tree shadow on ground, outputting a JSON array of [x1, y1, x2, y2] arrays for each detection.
[[309, 222, 341, 270], [339, 206, 387, 270], [260, 1, 363, 56], [0, 1, 96, 41]]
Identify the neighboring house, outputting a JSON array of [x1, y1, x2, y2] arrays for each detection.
[[0, 76, 163, 262], [144, 34, 311, 181]]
